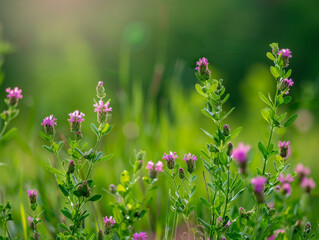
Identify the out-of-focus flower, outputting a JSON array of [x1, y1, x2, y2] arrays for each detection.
[[251, 177, 267, 203], [146, 161, 163, 179], [132, 232, 148, 240], [295, 164, 310, 181], [27, 189, 38, 204], [278, 141, 291, 159], [268, 229, 285, 240], [301, 178, 315, 193], [232, 143, 250, 174]]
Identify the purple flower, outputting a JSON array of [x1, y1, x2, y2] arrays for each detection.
[[268, 229, 285, 240], [98, 81, 103, 87], [195, 57, 211, 81], [68, 110, 85, 123], [163, 151, 178, 170], [251, 177, 267, 194], [301, 178, 315, 193], [232, 143, 250, 174], [183, 153, 197, 174], [6, 87, 23, 105], [27, 189, 38, 204], [41, 115, 57, 135], [295, 164, 310, 180], [279, 79, 294, 95], [224, 220, 232, 228], [94, 100, 112, 124], [282, 183, 292, 196], [278, 141, 291, 159], [132, 232, 148, 240], [278, 173, 294, 184], [251, 177, 267, 203], [41, 115, 57, 127], [68, 110, 85, 134], [232, 143, 250, 163], [278, 49, 292, 58], [103, 216, 115, 235], [146, 161, 163, 179]]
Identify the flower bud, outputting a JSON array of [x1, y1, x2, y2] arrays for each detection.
[[216, 217, 223, 228], [226, 142, 233, 156], [97, 229, 103, 240], [77, 181, 91, 198], [27, 189, 38, 205], [270, 43, 279, 55], [67, 160, 75, 174], [28, 217, 36, 231], [109, 184, 117, 194], [134, 160, 143, 173], [178, 168, 185, 180], [33, 233, 40, 240], [96, 81, 106, 99], [304, 222, 311, 234], [84, 149, 95, 160], [239, 207, 246, 216], [136, 150, 146, 161], [222, 124, 230, 136]]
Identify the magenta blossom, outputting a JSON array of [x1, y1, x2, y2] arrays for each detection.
[[155, 161, 163, 172], [195, 57, 209, 71], [282, 183, 292, 196], [6, 87, 23, 99], [278, 173, 294, 184], [146, 161, 154, 170], [268, 229, 285, 240], [301, 178, 315, 193], [103, 216, 116, 226], [183, 153, 198, 174], [146, 161, 163, 179], [195, 57, 211, 81], [183, 153, 198, 162], [41, 115, 57, 127], [94, 100, 112, 113], [6, 87, 23, 105], [278, 141, 291, 159], [279, 79, 294, 95], [278, 49, 292, 58], [295, 164, 310, 180], [224, 220, 232, 228], [232, 143, 250, 163], [98, 81, 103, 87], [132, 232, 148, 240], [163, 151, 178, 169], [27, 189, 38, 204], [251, 177, 267, 194], [68, 110, 85, 123]]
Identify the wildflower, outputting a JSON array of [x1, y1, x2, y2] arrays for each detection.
[[282, 183, 292, 196], [304, 222, 311, 234], [132, 232, 148, 240], [77, 181, 91, 198], [216, 217, 223, 228], [278, 173, 294, 195], [195, 57, 211, 81], [41, 115, 57, 135], [279, 79, 294, 95], [67, 110, 85, 133], [84, 149, 95, 160], [239, 207, 246, 216], [178, 168, 185, 180], [96, 81, 106, 99], [103, 216, 116, 235], [109, 184, 117, 194], [163, 151, 178, 170], [6, 87, 23, 105], [232, 143, 250, 174], [27, 189, 38, 204], [97, 229, 103, 240], [28, 216, 37, 230], [183, 153, 197, 174], [93, 100, 112, 124], [295, 163, 310, 181], [300, 178, 315, 193], [278, 49, 292, 58], [67, 160, 75, 174], [251, 177, 267, 203], [278, 141, 290, 159], [268, 229, 285, 240], [278, 173, 294, 184], [224, 220, 232, 228], [146, 161, 163, 179], [222, 124, 230, 136], [226, 142, 233, 156], [278, 48, 292, 68]]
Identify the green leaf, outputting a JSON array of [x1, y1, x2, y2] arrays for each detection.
[[270, 66, 279, 78], [195, 84, 208, 97], [200, 197, 211, 208], [283, 69, 292, 79], [90, 123, 99, 137], [273, 161, 278, 172], [88, 194, 103, 202], [261, 108, 270, 123], [266, 52, 276, 61], [229, 126, 242, 141], [221, 107, 235, 121], [0, 128, 17, 142], [230, 188, 245, 202], [60, 209, 72, 220], [284, 114, 298, 127], [40, 131, 52, 141], [75, 147, 84, 156], [283, 96, 292, 105], [58, 184, 70, 197], [43, 145, 54, 153], [47, 166, 64, 176], [258, 92, 272, 107], [258, 142, 268, 158], [221, 93, 230, 105]]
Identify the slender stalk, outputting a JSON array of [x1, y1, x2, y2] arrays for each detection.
[[223, 163, 230, 219]]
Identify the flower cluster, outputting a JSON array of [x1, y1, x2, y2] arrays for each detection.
[[294, 164, 315, 193], [132, 232, 148, 240], [146, 161, 163, 179], [94, 100, 112, 124], [6, 87, 23, 105], [251, 177, 267, 203], [279, 78, 294, 95], [195, 57, 210, 81], [163, 151, 179, 169], [232, 143, 250, 174], [103, 216, 116, 235], [41, 115, 57, 135], [277, 173, 294, 195]]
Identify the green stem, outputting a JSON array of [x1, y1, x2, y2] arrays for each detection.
[[223, 163, 230, 219]]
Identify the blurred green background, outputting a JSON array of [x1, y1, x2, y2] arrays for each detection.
[[0, 0, 318, 239]]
